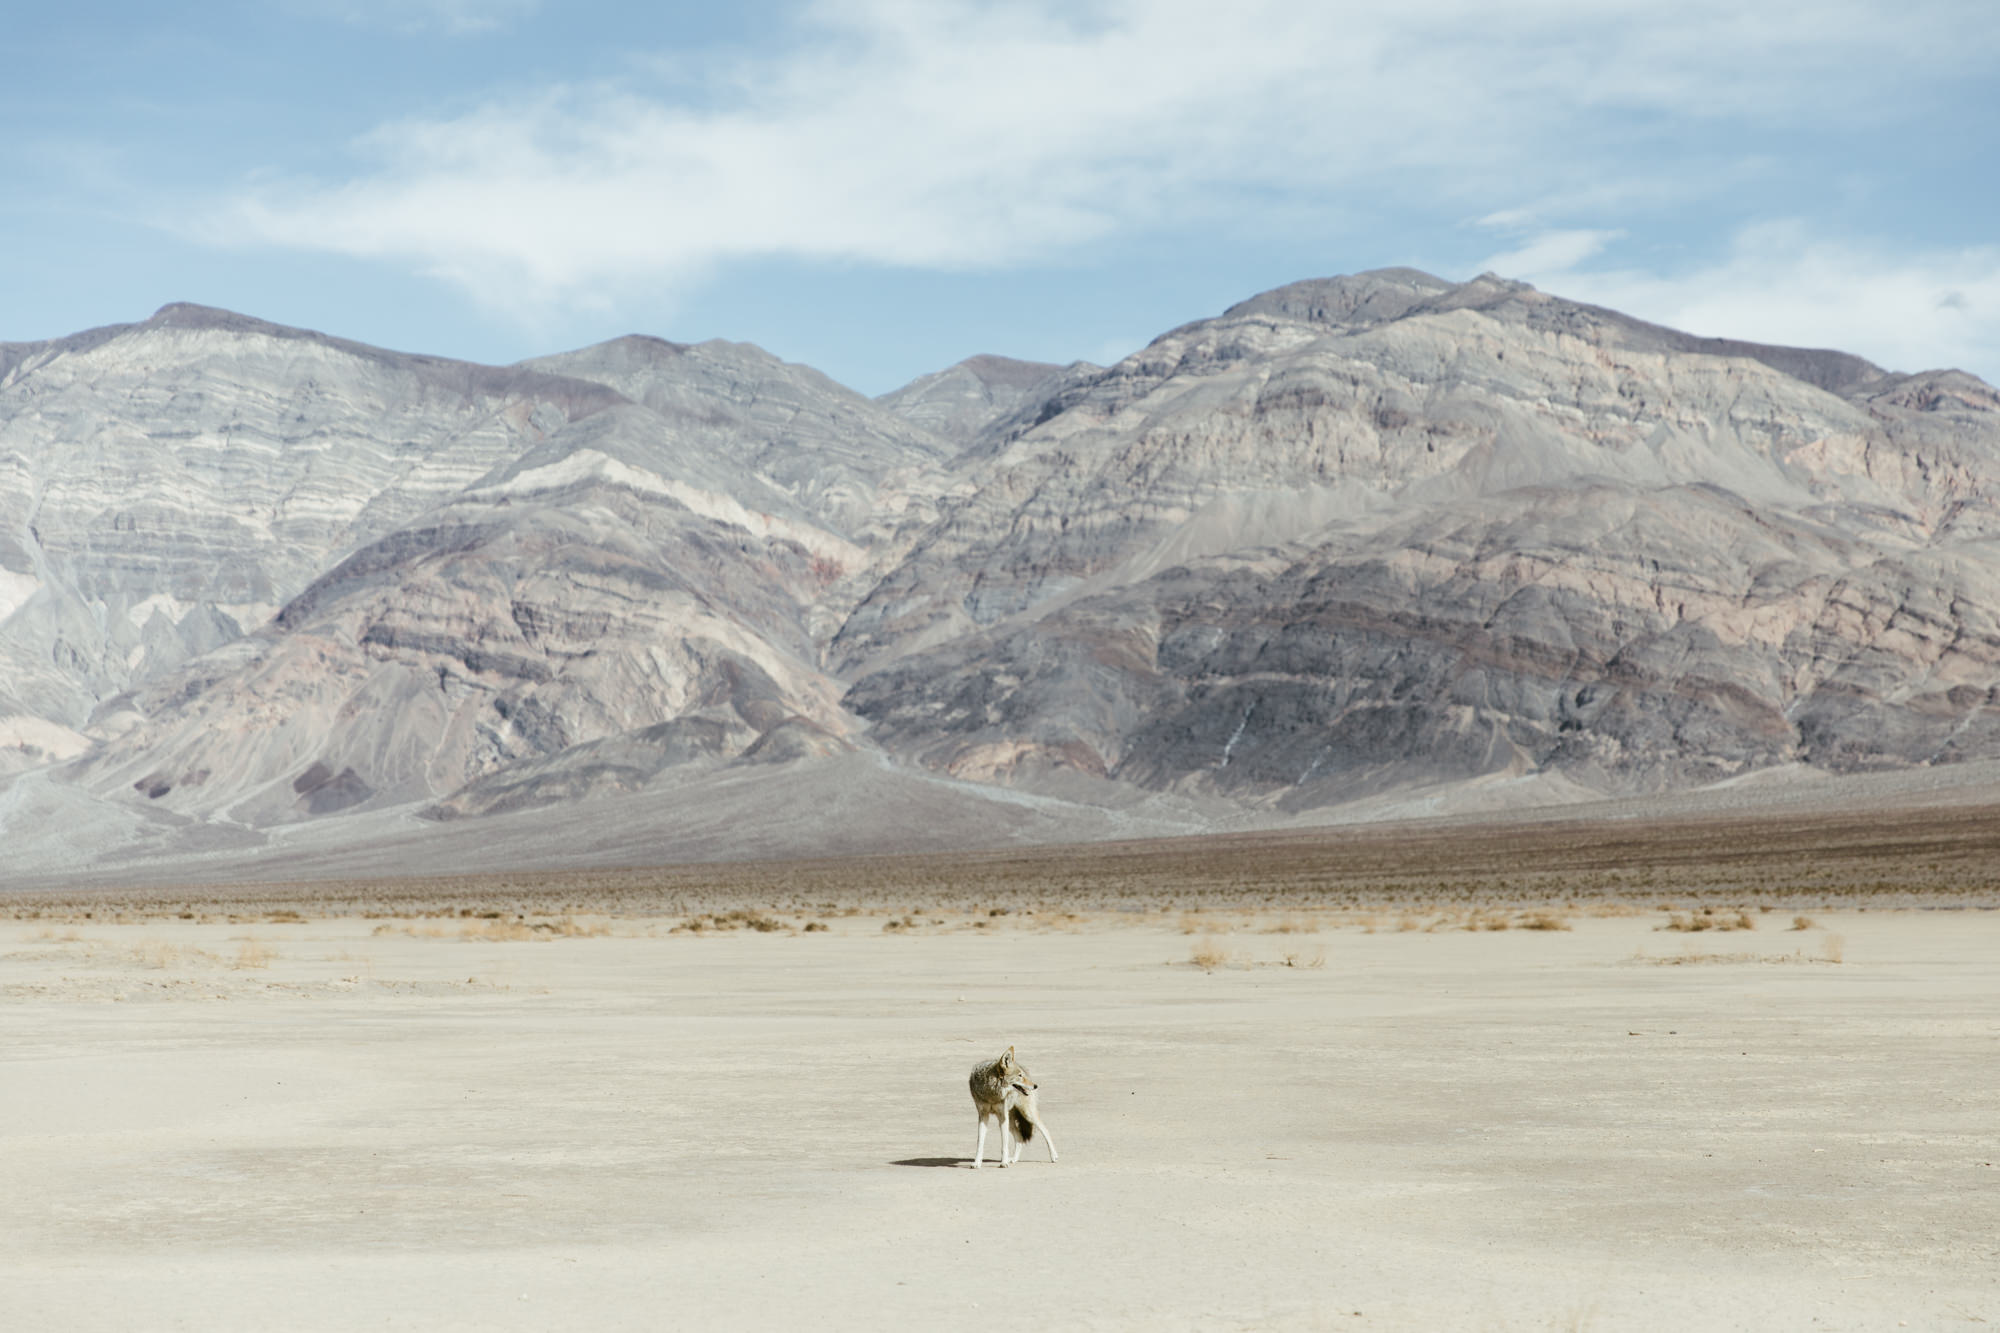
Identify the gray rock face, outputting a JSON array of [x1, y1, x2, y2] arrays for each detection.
[[72, 444, 859, 825], [876, 354, 1072, 447], [525, 335, 952, 534], [841, 270, 2000, 803], [7, 269, 2000, 875], [3, 308, 939, 824], [848, 484, 2000, 802], [0, 304, 620, 740]]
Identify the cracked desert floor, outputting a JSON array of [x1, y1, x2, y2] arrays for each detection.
[[5, 879, 1997, 1331]]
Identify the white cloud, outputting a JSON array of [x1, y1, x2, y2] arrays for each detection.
[[1479, 229, 1622, 278], [206, 0, 2000, 317], [1488, 221, 2000, 378]]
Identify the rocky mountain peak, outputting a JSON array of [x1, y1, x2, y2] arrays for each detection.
[[877, 353, 1074, 448], [1221, 266, 1458, 329], [1213, 269, 1891, 398], [84, 302, 630, 420], [954, 354, 1067, 392], [524, 334, 952, 537], [145, 302, 304, 335]]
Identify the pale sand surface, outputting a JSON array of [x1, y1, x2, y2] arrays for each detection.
[[5, 910, 1997, 1330]]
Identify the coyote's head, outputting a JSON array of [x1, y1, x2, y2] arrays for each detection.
[[997, 1045, 1037, 1097]]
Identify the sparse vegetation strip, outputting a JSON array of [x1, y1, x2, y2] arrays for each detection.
[[6, 800, 2000, 921]]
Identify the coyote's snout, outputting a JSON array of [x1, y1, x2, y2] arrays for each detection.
[[968, 1045, 1059, 1169]]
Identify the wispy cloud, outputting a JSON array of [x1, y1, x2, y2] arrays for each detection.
[[206, 0, 2000, 323], [1478, 228, 1623, 278], [1485, 221, 2000, 377]]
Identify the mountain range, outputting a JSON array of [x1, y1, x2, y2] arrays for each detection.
[[4, 268, 1998, 884]]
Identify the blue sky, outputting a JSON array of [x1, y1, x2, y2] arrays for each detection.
[[6, 0, 1999, 394]]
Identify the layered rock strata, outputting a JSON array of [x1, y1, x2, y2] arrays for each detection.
[[4, 271, 2000, 863]]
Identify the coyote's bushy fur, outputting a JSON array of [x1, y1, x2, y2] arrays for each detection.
[[968, 1045, 1059, 1169]]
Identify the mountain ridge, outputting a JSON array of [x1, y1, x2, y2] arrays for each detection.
[[4, 269, 1999, 883]]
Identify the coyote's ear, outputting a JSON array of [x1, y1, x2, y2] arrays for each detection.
[[1004, 1045, 1015, 1060]]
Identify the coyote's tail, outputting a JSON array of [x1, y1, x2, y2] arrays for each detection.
[[1010, 1105, 1036, 1143]]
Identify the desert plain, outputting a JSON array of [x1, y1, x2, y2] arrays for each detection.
[[5, 806, 2000, 1331]]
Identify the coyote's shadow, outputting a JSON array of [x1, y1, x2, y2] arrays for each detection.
[[890, 1157, 973, 1168]]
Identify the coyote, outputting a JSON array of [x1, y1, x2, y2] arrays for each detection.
[[967, 1046, 1059, 1169]]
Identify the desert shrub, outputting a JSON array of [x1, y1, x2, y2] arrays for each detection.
[[232, 938, 276, 969], [1662, 910, 1755, 933], [454, 915, 609, 941], [133, 939, 181, 968], [1189, 937, 1230, 972], [676, 910, 787, 935], [462, 918, 538, 941]]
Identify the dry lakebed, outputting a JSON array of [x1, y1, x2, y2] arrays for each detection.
[[5, 810, 1999, 1330]]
